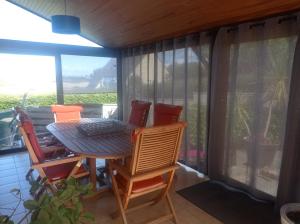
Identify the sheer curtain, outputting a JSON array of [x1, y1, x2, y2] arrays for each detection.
[[277, 26, 300, 207], [121, 33, 213, 173], [209, 14, 299, 199]]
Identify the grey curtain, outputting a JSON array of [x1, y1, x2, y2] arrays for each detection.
[[121, 11, 300, 206], [209, 14, 299, 200], [121, 33, 213, 173], [276, 28, 300, 207]]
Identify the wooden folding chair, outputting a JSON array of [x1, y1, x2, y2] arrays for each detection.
[[109, 122, 186, 224], [51, 104, 83, 123], [19, 116, 89, 189]]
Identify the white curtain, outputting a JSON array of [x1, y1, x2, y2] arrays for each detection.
[[121, 33, 212, 173], [209, 14, 299, 199]]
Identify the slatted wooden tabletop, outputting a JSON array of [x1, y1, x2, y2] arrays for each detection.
[[47, 118, 133, 159]]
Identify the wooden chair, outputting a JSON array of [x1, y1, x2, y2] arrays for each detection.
[[154, 103, 183, 126], [128, 100, 152, 127], [51, 104, 83, 123], [109, 122, 186, 224], [15, 107, 63, 149], [19, 115, 89, 189]]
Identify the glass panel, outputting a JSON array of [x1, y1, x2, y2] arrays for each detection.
[[148, 53, 155, 125], [163, 50, 174, 104], [156, 51, 164, 103], [0, 53, 56, 151], [121, 36, 212, 173], [0, 1, 99, 47], [61, 55, 117, 118]]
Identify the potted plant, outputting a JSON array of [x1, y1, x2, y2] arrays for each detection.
[[0, 177, 95, 224]]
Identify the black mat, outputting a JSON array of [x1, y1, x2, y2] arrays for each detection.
[[177, 181, 280, 224]]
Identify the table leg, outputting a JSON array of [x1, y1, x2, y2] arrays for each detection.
[[87, 158, 97, 190]]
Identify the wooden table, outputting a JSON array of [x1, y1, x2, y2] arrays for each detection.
[[47, 118, 133, 191]]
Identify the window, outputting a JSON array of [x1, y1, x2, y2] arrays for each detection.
[[0, 53, 56, 151], [0, 1, 99, 47], [61, 55, 117, 118]]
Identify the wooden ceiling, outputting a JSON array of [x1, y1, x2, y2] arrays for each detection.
[[9, 0, 300, 48]]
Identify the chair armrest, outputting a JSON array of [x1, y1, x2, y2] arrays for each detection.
[[110, 161, 180, 182], [41, 145, 65, 154], [131, 164, 180, 182], [109, 160, 131, 180], [32, 155, 83, 169]]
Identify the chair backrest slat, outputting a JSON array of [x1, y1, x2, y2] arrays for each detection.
[[51, 105, 83, 123], [130, 122, 185, 175], [128, 100, 151, 127]]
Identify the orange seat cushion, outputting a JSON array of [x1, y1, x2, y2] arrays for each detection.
[[116, 174, 164, 193], [44, 162, 87, 182]]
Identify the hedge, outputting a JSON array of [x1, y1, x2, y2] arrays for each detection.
[[0, 93, 117, 111]]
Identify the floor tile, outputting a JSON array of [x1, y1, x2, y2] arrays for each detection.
[[12, 212, 30, 224], [14, 153, 29, 160], [17, 174, 28, 182], [0, 158, 14, 165], [16, 167, 29, 175], [0, 169, 17, 178], [0, 193, 22, 206], [18, 180, 31, 190], [0, 182, 21, 193], [0, 155, 13, 160], [14, 161, 30, 168], [0, 163, 16, 171], [0, 201, 27, 215], [0, 175, 19, 185]]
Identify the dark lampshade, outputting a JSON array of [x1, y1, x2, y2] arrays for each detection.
[[51, 15, 81, 34]]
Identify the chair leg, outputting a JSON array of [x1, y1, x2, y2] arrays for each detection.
[[110, 171, 128, 224], [25, 168, 34, 181], [166, 192, 178, 224]]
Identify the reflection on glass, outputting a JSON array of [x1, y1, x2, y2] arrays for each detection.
[[61, 55, 118, 118]]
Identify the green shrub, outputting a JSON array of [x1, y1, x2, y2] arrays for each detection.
[[0, 93, 117, 111]]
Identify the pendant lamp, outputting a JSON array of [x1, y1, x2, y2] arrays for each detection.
[[51, 0, 80, 34]]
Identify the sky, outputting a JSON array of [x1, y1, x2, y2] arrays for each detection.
[[0, 1, 110, 95], [0, 1, 99, 47]]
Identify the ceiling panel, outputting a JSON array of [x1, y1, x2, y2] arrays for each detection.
[[9, 0, 300, 48]]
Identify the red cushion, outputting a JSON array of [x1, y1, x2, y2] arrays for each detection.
[[154, 103, 183, 126], [44, 162, 87, 182], [132, 176, 164, 193], [128, 100, 151, 127], [51, 105, 82, 122], [116, 174, 164, 193], [20, 118, 46, 162]]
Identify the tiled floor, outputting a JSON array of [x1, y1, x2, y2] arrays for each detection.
[[0, 152, 221, 224], [0, 153, 33, 223]]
